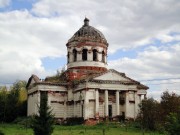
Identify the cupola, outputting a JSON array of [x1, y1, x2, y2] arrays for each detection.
[[66, 18, 108, 72]]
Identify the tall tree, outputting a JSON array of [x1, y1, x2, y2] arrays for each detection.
[[160, 91, 180, 122], [139, 98, 160, 130], [31, 92, 54, 135]]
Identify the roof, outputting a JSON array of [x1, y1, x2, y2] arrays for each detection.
[[26, 74, 40, 88], [26, 69, 148, 90], [72, 69, 149, 90], [26, 73, 68, 89], [67, 18, 108, 45]]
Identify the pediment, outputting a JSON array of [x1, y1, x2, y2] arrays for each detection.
[[26, 74, 40, 89], [93, 69, 131, 82]]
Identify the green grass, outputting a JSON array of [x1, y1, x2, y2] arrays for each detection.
[[0, 123, 164, 135]]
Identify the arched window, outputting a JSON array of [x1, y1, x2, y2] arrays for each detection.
[[67, 52, 70, 63], [73, 49, 77, 62], [82, 49, 88, 61], [102, 51, 105, 63], [93, 49, 98, 61]]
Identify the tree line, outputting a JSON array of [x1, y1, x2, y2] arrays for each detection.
[[138, 91, 180, 135], [0, 81, 27, 122], [0, 80, 180, 135]]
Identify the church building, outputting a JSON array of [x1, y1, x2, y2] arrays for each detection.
[[27, 18, 148, 122]]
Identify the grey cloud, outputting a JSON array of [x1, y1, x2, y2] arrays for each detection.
[[0, 0, 10, 8]]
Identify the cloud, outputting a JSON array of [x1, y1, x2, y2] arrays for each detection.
[[109, 44, 180, 80], [31, 0, 180, 53], [108, 44, 180, 99], [0, 10, 75, 83], [0, 0, 10, 8]]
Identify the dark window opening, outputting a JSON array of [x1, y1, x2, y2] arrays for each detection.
[[73, 49, 77, 62], [67, 52, 70, 63], [82, 49, 88, 61], [108, 105, 112, 118], [93, 49, 98, 61], [102, 51, 105, 63]]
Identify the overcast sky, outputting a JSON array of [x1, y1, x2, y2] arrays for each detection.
[[0, 0, 180, 100]]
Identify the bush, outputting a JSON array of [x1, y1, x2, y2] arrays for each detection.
[[0, 130, 4, 135], [13, 117, 32, 128], [65, 117, 84, 125], [165, 113, 180, 135]]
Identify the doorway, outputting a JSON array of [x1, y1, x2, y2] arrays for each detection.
[[108, 105, 112, 118]]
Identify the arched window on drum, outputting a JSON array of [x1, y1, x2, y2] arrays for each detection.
[[73, 49, 77, 62], [67, 52, 70, 63], [102, 50, 105, 63], [93, 49, 98, 61], [82, 49, 88, 61]]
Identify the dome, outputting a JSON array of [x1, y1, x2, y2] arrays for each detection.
[[67, 18, 108, 46]]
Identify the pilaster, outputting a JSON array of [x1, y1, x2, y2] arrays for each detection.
[[95, 89, 99, 118]]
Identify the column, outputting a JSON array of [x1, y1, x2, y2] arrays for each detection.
[[95, 89, 99, 118], [125, 91, 129, 118], [47, 92, 51, 106], [144, 94, 147, 99], [116, 91, 120, 116], [134, 93, 141, 118], [105, 90, 108, 117]]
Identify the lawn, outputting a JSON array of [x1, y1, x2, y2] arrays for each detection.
[[0, 123, 164, 135]]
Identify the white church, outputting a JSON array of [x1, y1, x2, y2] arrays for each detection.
[[27, 18, 148, 123]]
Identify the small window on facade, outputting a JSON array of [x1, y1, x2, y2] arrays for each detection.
[[82, 49, 88, 61], [102, 51, 105, 63], [73, 49, 77, 62], [93, 49, 98, 61]]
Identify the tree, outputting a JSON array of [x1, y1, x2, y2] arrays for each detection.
[[0, 81, 27, 122], [138, 98, 160, 130], [165, 112, 180, 135], [160, 91, 180, 123], [0, 86, 7, 122], [31, 92, 54, 135]]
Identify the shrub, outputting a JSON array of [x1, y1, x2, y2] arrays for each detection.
[[13, 117, 32, 128], [165, 113, 180, 135], [0, 130, 4, 135], [65, 117, 84, 125]]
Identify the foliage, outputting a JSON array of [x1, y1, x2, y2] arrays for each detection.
[[13, 117, 32, 128], [0, 130, 4, 135], [31, 92, 54, 135], [138, 98, 159, 130], [0, 81, 27, 122], [160, 91, 180, 122], [65, 117, 84, 125], [165, 113, 180, 135], [138, 91, 180, 133]]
